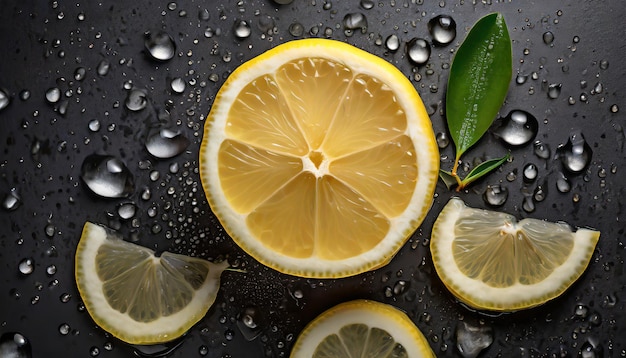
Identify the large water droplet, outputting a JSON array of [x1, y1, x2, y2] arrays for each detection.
[[523, 163, 538, 182], [556, 173, 571, 193], [428, 15, 456, 46], [0, 332, 32, 358], [483, 184, 508, 206], [492, 110, 538, 147], [233, 20, 251, 39], [557, 131, 592, 173], [144, 32, 176, 61], [456, 321, 493, 358], [80, 154, 135, 198], [0, 88, 10, 111], [406, 38, 431, 65], [343, 13, 367, 33], [125, 89, 148, 111], [145, 128, 190, 159]]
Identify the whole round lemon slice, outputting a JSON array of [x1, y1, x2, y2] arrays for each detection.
[[200, 38, 439, 278], [75, 222, 228, 344], [290, 300, 435, 358], [431, 197, 600, 311]]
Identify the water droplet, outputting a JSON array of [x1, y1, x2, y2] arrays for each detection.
[[58, 323, 70, 335], [385, 34, 400, 52], [592, 82, 603, 95], [542, 31, 555, 45], [125, 89, 148, 111], [145, 128, 190, 159], [515, 74, 528, 85], [144, 32, 176, 61], [88, 119, 101, 132], [456, 321, 493, 358], [288, 22, 304, 37], [236, 307, 263, 341], [233, 20, 251, 39], [343, 13, 367, 33], [18, 258, 35, 275], [533, 184, 546, 202], [132, 336, 185, 357], [3, 188, 21, 211], [548, 83, 562, 99], [522, 196, 535, 213], [80, 154, 135, 198], [0, 88, 10, 111], [360, 0, 375, 9], [557, 131, 592, 173], [97, 60, 110, 76], [170, 77, 185, 94], [46, 264, 57, 275], [483, 184, 508, 206], [74, 67, 86, 81], [406, 38, 431, 65], [436, 132, 449, 148], [533, 140, 551, 159], [493, 110, 538, 146], [0, 332, 32, 358], [118, 202, 137, 220], [428, 15, 456, 46], [610, 104, 619, 113], [523, 163, 538, 182], [19, 90, 30, 101], [45, 87, 61, 103], [272, 0, 294, 4]]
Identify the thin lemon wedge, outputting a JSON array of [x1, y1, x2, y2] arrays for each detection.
[[200, 38, 439, 278], [290, 300, 435, 358], [75, 222, 228, 344], [431, 197, 600, 311]]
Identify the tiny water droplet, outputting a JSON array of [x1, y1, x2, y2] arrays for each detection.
[[144, 32, 176, 61], [19, 90, 30, 101], [236, 307, 263, 341], [406, 38, 431, 65], [74, 67, 86, 81], [483, 184, 508, 206], [0, 332, 32, 358], [493, 110, 538, 146], [533, 140, 551, 159], [360, 0, 375, 9], [46, 264, 57, 275], [385, 34, 400, 52], [288, 22, 304, 37], [45, 87, 61, 103], [145, 128, 190, 159], [542, 31, 555, 45], [436, 132, 449, 148], [125, 89, 148, 111], [18, 258, 35, 275], [80, 154, 135, 198], [557, 131, 592, 174], [515, 74, 528, 85], [548, 83, 562, 99], [0, 88, 10, 111], [233, 20, 251, 39], [97, 60, 110, 76], [58, 323, 70, 335], [3, 188, 21, 211], [456, 321, 493, 358], [428, 15, 456, 46], [88, 119, 101, 132], [610, 104, 619, 113], [117, 202, 137, 220], [522, 196, 535, 213]]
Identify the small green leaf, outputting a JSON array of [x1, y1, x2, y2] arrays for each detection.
[[460, 153, 510, 189], [446, 13, 512, 158], [438, 170, 459, 190]]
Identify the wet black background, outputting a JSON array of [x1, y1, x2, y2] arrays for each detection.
[[1, 1, 625, 357]]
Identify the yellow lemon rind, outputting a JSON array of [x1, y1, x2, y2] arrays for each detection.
[[75, 222, 228, 345], [200, 38, 439, 279], [290, 299, 435, 358], [431, 197, 600, 312]]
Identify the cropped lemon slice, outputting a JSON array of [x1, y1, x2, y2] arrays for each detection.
[[75, 222, 228, 344], [431, 197, 600, 311], [200, 38, 439, 278], [290, 300, 435, 358]]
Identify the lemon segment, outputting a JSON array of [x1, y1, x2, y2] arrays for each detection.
[[200, 38, 439, 278], [431, 197, 600, 311], [75, 222, 228, 344], [290, 300, 435, 358]]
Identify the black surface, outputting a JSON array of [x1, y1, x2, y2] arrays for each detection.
[[1, 1, 625, 357]]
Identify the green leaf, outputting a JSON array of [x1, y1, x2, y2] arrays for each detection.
[[460, 153, 510, 188], [446, 13, 512, 158], [438, 170, 459, 190]]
